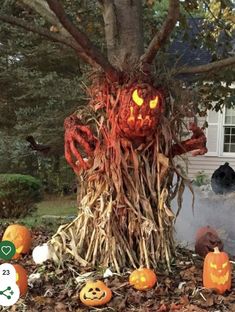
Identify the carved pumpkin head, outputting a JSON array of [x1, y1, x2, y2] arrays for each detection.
[[129, 268, 157, 290], [80, 280, 112, 306], [13, 264, 28, 297], [203, 247, 232, 294], [2, 224, 32, 259], [117, 83, 163, 139]]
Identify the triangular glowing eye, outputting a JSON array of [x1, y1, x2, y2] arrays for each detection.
[[149, 96, 159, 109], [222, 262, 228, 268], [132, 89, 144, 106], [210, 263, 217, 269]]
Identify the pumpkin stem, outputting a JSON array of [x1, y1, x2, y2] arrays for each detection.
[[213, 246, 220, 253]]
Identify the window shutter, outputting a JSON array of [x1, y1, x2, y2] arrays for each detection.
[[206, 109, 220, 156]]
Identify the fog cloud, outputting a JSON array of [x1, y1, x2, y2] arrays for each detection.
[[172, 185, 235, 256]]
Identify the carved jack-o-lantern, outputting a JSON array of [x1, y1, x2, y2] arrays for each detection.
[[117, 83, 163, 139], [203, 247, 232, 294], [79, 280, 112, 306], [13, 264, 28, 297], [2, 224, 32, 259], [129, 268, 157, 290]]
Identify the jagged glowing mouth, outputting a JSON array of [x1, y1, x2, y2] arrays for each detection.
[[127, 107, 152, 127], [210, 272, 229, 285]]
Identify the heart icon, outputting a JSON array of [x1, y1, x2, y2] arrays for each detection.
[[1, 246, 12, 256]]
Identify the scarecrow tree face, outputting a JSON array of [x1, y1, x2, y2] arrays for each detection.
[[20, 0, 209, 270], [117, 83, 163, 139]]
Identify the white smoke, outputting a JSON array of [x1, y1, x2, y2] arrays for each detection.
[[172, 185, 235, 255]]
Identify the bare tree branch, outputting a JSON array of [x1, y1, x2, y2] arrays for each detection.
[[0, 14, 97, 67], [46, 0, 120, 81], [141, 0, 180, 65], [20, 0, 62, 29], [174, 56, 235, 75], [19, 0, 98, 66]]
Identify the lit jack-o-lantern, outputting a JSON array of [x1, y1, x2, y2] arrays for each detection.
[[129, 268, 157, 290], [13, 264, 28, 297], [117, 83, 163, 139], [79, 280, 112, 306], [2, 224, 32, 259], [203, 247, 232, 294]]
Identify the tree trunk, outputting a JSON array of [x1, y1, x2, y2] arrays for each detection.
[[101, 0, 144, 71]]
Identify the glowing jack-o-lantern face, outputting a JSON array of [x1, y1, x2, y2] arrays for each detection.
[[2, 224, 32, 259], [129, 268, 157, 290], [203, 247, 232, 294], [13, 264, 28, 297], [79, 280, 112, 306], [117, 83, 163, 139]]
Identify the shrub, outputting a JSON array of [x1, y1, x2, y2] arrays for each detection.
[[193, 171, 210, 187], [0, 174, 42, 218]]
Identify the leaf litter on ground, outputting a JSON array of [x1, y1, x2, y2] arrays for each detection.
[[0, 227, 234, 312]]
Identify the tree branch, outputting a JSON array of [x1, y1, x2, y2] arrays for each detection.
[[20, 0, 63, 29], [26, 136, 51, 155], [46, 0, 120, 82], [174, 56, 235, 75], [141, 0, 180, 65], [0, 14, 97, 67]]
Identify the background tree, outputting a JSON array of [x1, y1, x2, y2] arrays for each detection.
[[0, 0, 234, 271], [0, 0, 88, 192]]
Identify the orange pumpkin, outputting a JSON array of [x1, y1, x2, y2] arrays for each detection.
[[80, 280, 112, 306], [129, 268, 157, 290], [2, 224, 32, 259], [13, 264, 28, 297], [203, 247, 232, 294], [117, 83, 163, 140]]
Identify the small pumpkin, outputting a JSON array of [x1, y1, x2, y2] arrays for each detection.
[[80, 280, 112, 306], [32, 244, 51, 264], [203, 247, 232, 294], [13, 264, 28, 297], [2, 224, 32, 259], [129, 268, 157, 290]]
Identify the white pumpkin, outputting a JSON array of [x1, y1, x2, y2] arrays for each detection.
[[32, 244, 51, 264]]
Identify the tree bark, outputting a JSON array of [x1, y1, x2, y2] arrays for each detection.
[[100, 0, 144, 71], [20, 0, 69, 36]]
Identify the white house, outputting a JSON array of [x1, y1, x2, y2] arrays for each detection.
[[168, 17, 235, 180], [186, 93, 235, 179]]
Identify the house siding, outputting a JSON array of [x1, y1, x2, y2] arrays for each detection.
[[185, 155, 235, 179], [180, 93, 235, 179]]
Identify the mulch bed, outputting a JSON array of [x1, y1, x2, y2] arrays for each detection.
[[0, 227, 234, 312]]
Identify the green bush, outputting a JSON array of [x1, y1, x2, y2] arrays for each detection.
[[193, 171, 210, 187], [0, 174, 42, 218]]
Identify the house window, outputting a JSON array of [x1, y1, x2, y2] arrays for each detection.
[[206, 105, 235, 156], [223, 107, 235, 153]]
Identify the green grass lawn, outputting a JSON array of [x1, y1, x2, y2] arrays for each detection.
[[36, 196, 77, 217], [0, 195, 77, 229]]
